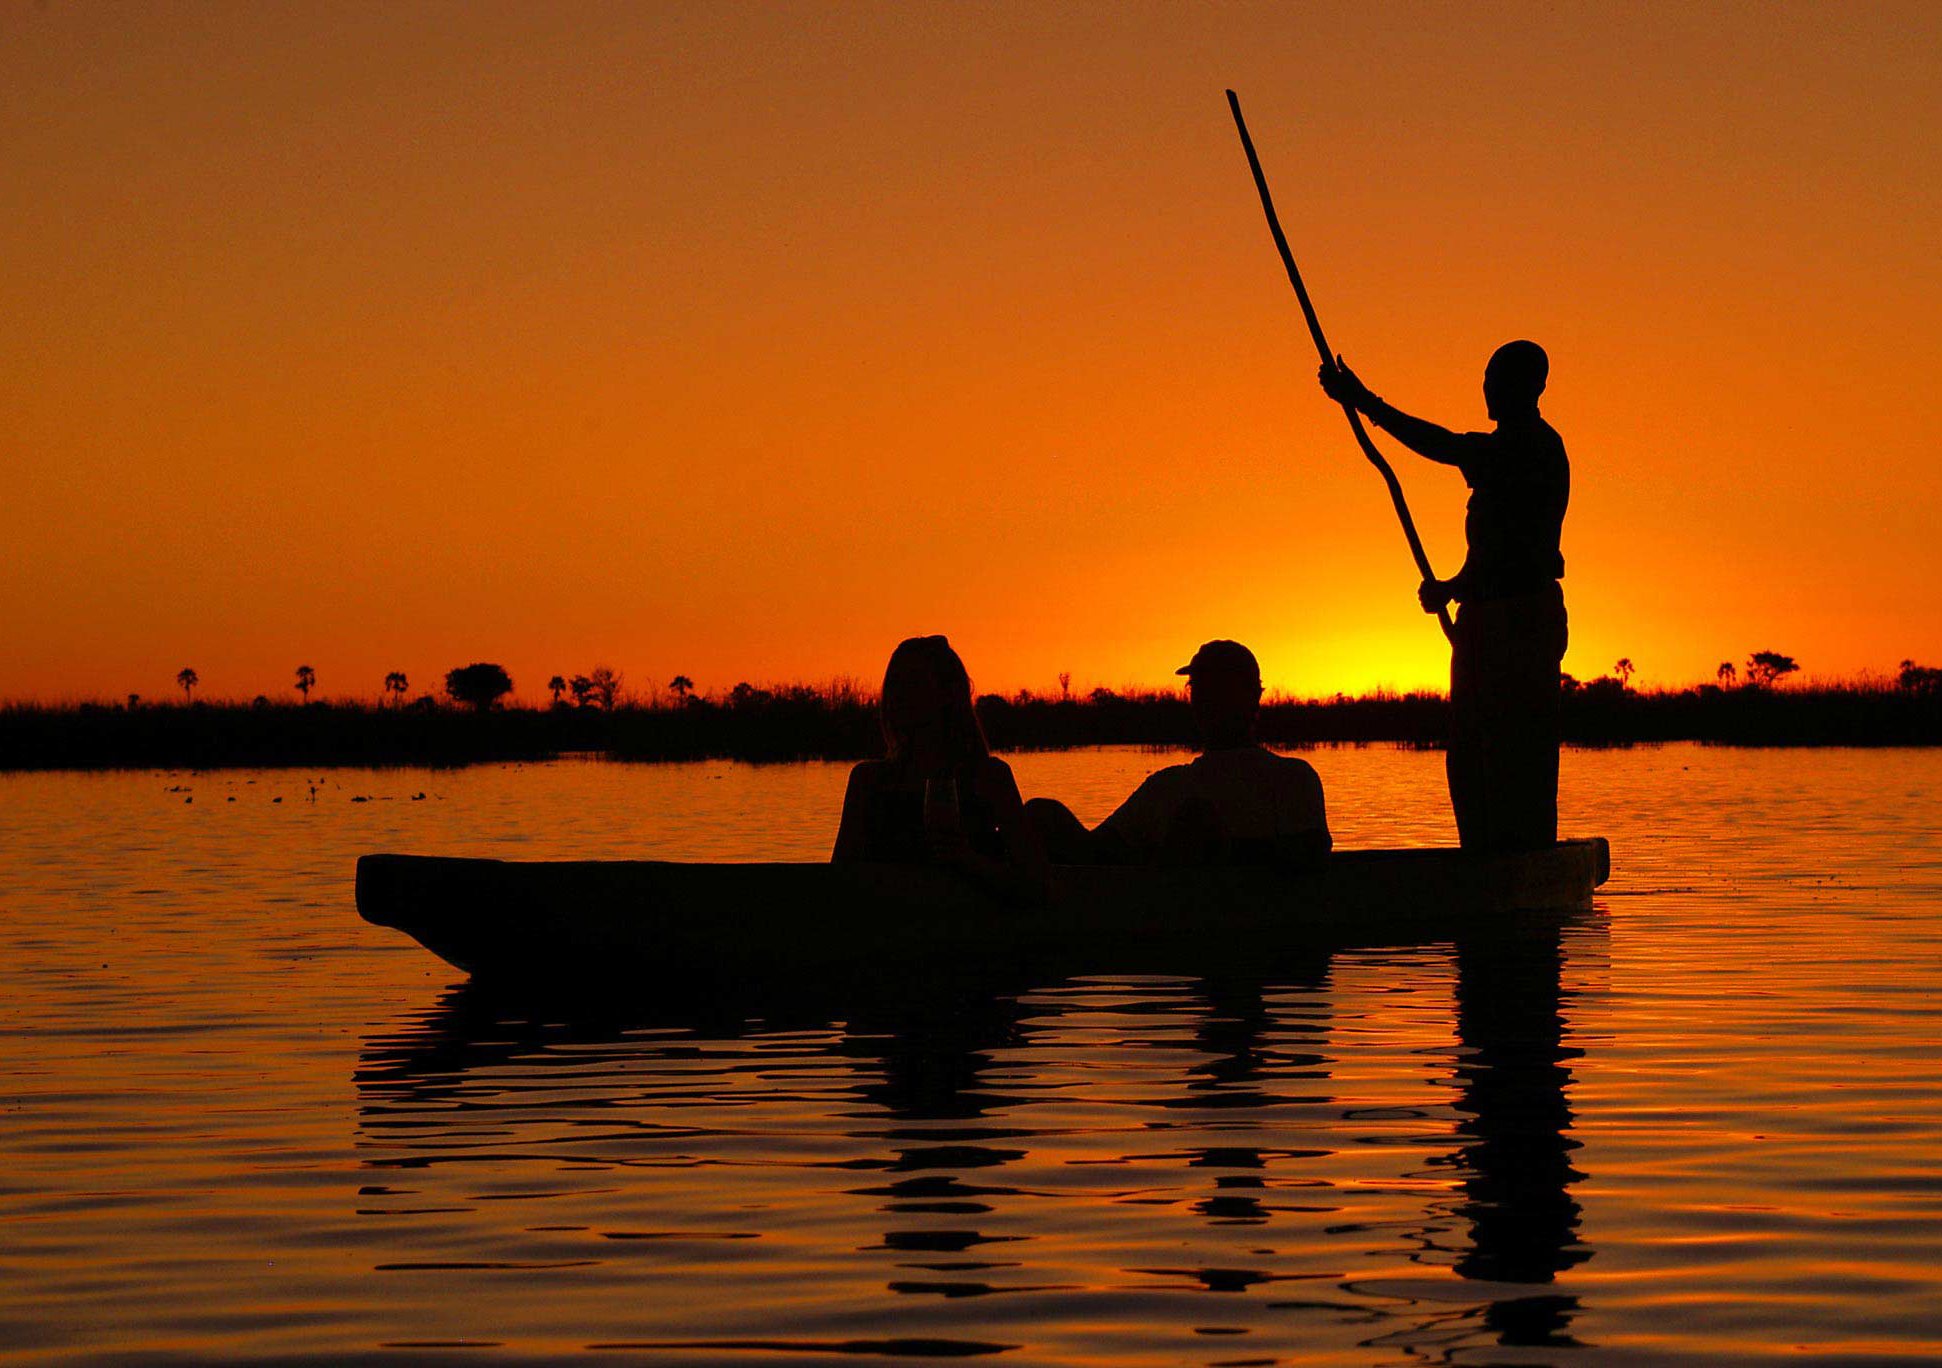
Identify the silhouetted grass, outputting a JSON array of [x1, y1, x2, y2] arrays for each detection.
[[1, 676, 1936, 772], [0, 700, 567, 771], [975, 688, 1453, 751], [1555, 678, 1942, 747], [974, 679, 1942, 750]]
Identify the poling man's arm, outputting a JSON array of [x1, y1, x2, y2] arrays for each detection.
[[1319, 357, 1472, 466]]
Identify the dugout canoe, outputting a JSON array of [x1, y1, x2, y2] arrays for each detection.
[[355, 839, 1610, 982]]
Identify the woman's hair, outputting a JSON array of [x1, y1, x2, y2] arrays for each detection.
[[880, 635, 990, 764]]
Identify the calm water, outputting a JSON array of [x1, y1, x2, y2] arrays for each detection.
[[2, 745, 1940, 1366]]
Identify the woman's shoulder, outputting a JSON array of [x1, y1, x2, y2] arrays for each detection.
[[845, 759, 896, 792], [963, 754, 1020, 793]]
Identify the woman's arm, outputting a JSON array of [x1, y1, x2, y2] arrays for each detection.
[[831, 762, 879, 862], [944, 759, 1052, 904]]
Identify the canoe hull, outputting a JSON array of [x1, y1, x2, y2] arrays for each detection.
[[356, 840, 1610, 982]]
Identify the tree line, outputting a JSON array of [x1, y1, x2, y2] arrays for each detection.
[[125, 649, 1942, 717]]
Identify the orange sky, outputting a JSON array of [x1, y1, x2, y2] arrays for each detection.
[[3, 1, 1937, 704]]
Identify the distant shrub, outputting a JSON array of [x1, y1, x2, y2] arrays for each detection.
[[1746, 651, 1800, 689], [445, 663, 514, 712], [1899, 660, 1942, 695], [585, 666, 622, 711]]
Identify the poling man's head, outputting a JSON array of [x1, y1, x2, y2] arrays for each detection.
[[1484, 339, 1549, 421]]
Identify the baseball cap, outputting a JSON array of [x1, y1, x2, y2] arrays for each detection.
[[1175, 639, 1261, 686]]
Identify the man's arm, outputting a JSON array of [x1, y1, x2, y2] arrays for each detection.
[[1318, 358, 1472, 466], [1092, 772, 1170, 866], [1271, 764, 1332, 870]]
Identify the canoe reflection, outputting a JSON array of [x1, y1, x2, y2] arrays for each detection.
[[356, 920, 1596, 1358]]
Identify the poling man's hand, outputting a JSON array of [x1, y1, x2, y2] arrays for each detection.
[[1318, 354, 1373, 410], [1418, 578, 1454, 614]]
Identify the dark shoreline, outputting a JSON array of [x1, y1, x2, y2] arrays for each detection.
[[4, 682, 1937, 772]]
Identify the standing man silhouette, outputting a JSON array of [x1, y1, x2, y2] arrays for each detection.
[[1320, 342, 1568, 851]]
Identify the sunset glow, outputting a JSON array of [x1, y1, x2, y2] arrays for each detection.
[[4, 2, 1936, 703]]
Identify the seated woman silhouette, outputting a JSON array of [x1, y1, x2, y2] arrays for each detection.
[[833, 636, 1049, 902]]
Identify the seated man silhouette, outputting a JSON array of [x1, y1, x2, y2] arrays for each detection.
[[1026, 640, 1330, 866]]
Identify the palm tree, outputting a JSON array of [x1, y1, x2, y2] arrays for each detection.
[[1614, 658, 1635, 689], [295, 664, 316, 704], [176, 667, 198, 703], [669, 675, 694, 704], [1717, 661, 1737, 686], [383, 671, 409, 706], [548, 675, 567, 707]]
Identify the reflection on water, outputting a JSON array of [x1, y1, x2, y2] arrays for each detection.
[[349, 925, 1594, 1363], [3, 745, 1942, 1364]]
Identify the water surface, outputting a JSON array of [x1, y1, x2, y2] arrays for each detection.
[[2, 745, 1939, 1364]]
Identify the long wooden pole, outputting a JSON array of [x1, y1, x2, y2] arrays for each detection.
[[1225, 89, 1454, 642]]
